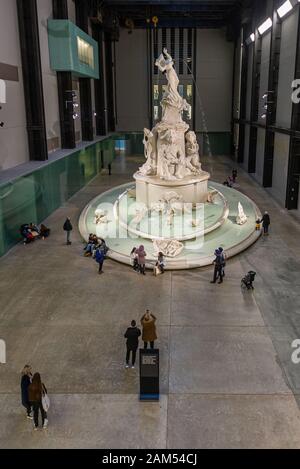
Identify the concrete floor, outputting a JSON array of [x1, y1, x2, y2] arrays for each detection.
[[1, 152, 300, 448]]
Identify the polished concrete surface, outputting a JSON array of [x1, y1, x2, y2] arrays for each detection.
[[1, 152, 300, 448]]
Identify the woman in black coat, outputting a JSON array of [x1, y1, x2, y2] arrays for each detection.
[[261, 211, 270, 235], [21, 365, 33, 418], [63, 217, 73, 245]]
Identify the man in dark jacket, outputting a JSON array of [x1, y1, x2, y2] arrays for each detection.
[[210, 248, 225, 284], [124, 320, 141, 369], [63, 217, 73, 245], [261, 211, 270, 235]]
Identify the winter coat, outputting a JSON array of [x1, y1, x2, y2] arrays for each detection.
[[262, 214, 270, 227], [63, 219, 73, 231], [137, 248, 146, 265], [124, 326, 141, 349], [141, 314, 157, 342], [95, 248, 105, 264], [21, 375, 31, 406]]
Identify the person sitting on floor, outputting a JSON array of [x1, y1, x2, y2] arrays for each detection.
[[84, 234, 97, 257], [29, 223, 40, 238], [40, 224, 51, 239], [20, 224, 34, 244]]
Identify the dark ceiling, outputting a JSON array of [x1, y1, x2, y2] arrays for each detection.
[[99, 0, 247, 30]]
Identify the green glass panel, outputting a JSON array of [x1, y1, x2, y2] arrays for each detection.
[[0, 138, 116, 257]]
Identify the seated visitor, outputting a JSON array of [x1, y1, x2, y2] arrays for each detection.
[[20, 224, 34, 244], [29, 223, 40, 238], [84, 234, 97, 257], [223, 176, 233, 188], [40, 224, 50, 239]]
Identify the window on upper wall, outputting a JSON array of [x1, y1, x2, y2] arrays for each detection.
[[154, 85, 159, 101], [77, 37, 94, 68]]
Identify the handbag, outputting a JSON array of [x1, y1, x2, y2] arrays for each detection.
[[42, 392, 50, 412]]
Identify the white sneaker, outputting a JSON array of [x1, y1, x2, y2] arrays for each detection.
[[131, 365, 135, 369], [125, 364, 129, 369], [33, 426, 38, 431], [27, 415, 33, 420], [43, 419, 48, 429]]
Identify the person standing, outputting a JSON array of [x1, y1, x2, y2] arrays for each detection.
[[210, 248, 225, 284], [137, 245, 147, 275], [124, 320, 141, 369], [63, 217, 73, 245], [141, 310, 157, 349], [95, 246, 105, 274], [261, 211, 270, 235], [21, 365, 33, 419], [130, 247, 139, 272], [28, 373, 48, 430], [156, 252, 165, 274]]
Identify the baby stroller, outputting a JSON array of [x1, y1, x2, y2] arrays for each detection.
[[241, 271, 256, 290]]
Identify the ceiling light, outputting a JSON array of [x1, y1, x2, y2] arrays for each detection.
[[258, 18, 272, 35], [277, 0, 293, 18], [250, 33, 255, 42]]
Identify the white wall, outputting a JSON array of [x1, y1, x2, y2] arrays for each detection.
[[0, 0, 29, 170], [195, 29, 234, 132], [37, 0, 61, 152], [115, 28, 149, 131]]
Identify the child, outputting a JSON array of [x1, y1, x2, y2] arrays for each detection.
[[255, 218, 261, 231], [155, 252, 165, 275], [130, 247, 139, 272]]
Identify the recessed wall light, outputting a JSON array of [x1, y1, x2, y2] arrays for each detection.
[[258, 18, 272, 35]]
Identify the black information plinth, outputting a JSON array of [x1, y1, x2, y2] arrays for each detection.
[[139, 349, 159, 401]]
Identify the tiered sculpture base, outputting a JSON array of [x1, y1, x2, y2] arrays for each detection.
[[134, 171, 210, 206], [79, 182, 262, 270]]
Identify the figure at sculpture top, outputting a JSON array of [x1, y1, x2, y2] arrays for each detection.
[[155, 48, 190, 123]]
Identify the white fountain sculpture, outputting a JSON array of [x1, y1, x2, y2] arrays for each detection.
[[134, 48, 210, 208], [236, 202, 247, 225], [94, 209, 110, 224]]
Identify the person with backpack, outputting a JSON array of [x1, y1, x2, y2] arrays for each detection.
[[124, 320, 141, 369], [28, 373, 48, 430], [95, 246, 105, 274], [63, 217, 73, 245]]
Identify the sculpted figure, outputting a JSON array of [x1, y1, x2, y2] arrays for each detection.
[[185, 131, 202, 175], [236, 202, 247, 225], [159, 129, 185, 180], [139, 128, 157, 175], [155, 48, 190, 121]]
